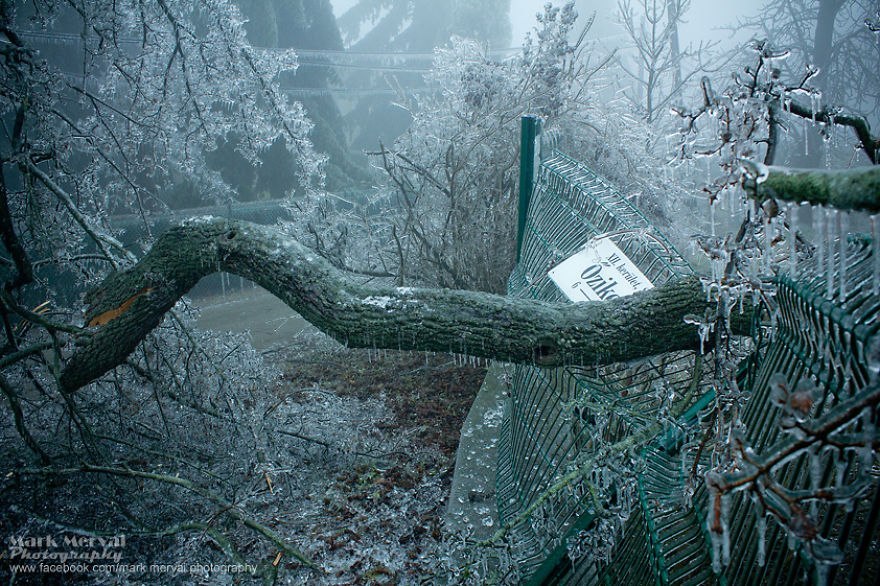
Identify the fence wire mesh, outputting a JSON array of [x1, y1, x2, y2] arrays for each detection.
[[706, 237, 880, 586], [498, 149, 700, 582], [497, 148, 879, 585]]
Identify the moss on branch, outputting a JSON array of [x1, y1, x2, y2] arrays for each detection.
[[751, 165, 880, 213]]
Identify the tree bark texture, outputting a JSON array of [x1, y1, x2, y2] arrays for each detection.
[[61, 218, 732, 392]]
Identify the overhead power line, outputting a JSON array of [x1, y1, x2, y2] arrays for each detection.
[[281, 86, 437, 97], [55, 69, 436, 97], [17, 30, 521, 58], [18, 30, 521, 75], [295, 61, 433, 73]]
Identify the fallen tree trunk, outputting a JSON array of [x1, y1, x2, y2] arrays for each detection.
[[61, 218, 734, 392]]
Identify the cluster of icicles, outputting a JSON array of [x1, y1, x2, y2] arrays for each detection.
[[695, 192, 879, 585]]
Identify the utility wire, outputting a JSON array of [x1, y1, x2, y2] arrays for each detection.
[[16, 30, 521, 58], [54, 70, 437, 97]]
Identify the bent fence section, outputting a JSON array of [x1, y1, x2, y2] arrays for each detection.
[[497, 138, 879, 584]]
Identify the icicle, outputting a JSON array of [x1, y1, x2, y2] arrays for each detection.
[[872, 215, 879, 297], [804, 117, 810, 156], [707, 480, 729, 573], [826, 208, 835, 299], [698, 322, 712, 354], [721, 493, 731, 566], [824, 135, 833, 168], [756, 514, 767, 567], [861, 406, 875, 473], [815, 562, 830, 586], [711, 201, 716, 237], [815, 207, 825, 280], [710, 524, 723, 573], [764, 215, 773, 273], [838, 211, 848, 300], [788, 203, 798, 276]]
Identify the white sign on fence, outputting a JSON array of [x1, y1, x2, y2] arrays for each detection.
[[548, 237, 654, 302]]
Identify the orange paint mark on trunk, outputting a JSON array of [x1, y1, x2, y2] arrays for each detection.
[[88, 287, 153, 327]]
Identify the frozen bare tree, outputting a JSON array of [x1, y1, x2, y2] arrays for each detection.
[[617, 0, 715, 123], [664, 38, 880, 581], [737, 0, 880, 166], [364, 2, 681, 293], [0, 0, 340, 581], [370, 23, 583, 293], [289, 3, 591, 293]]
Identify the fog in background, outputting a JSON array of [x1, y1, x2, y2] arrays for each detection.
[[529, 0, 764, 46], [321, 0, 813, 161], [330, 0, 767, 48]]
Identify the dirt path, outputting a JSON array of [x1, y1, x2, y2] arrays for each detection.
[[194, 286, 317, 350]]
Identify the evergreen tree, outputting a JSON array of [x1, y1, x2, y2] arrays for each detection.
[[336, 0, 513, 149], [212, 0, 368, 197]]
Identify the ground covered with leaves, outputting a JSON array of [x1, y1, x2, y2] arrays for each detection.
[[275, 343, 487, 584], [0, 324, 486, 586]]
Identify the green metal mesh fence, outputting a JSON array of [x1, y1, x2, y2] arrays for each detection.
[[498, 149, 701, 582], [705, 237, 879, 586], [498, 146, 879, 584]]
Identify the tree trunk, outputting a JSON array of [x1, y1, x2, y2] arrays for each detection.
[[60, 218, 739, 392], [666, 0, 682, 90], [803, 0, 841, 167], [812, 0, 838, 94]]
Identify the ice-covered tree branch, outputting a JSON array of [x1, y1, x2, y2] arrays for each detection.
[[60, 218, 745, 392], [16, 463, 316, 568], [747, 164, 880, 213], [784, 99, 879, 164]]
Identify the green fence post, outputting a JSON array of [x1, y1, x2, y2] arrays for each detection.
[[516, 115, 541, 262]]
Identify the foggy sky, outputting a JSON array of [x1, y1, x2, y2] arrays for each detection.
[[512, 0, 766, 47], [328, 0, 767, 48]]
